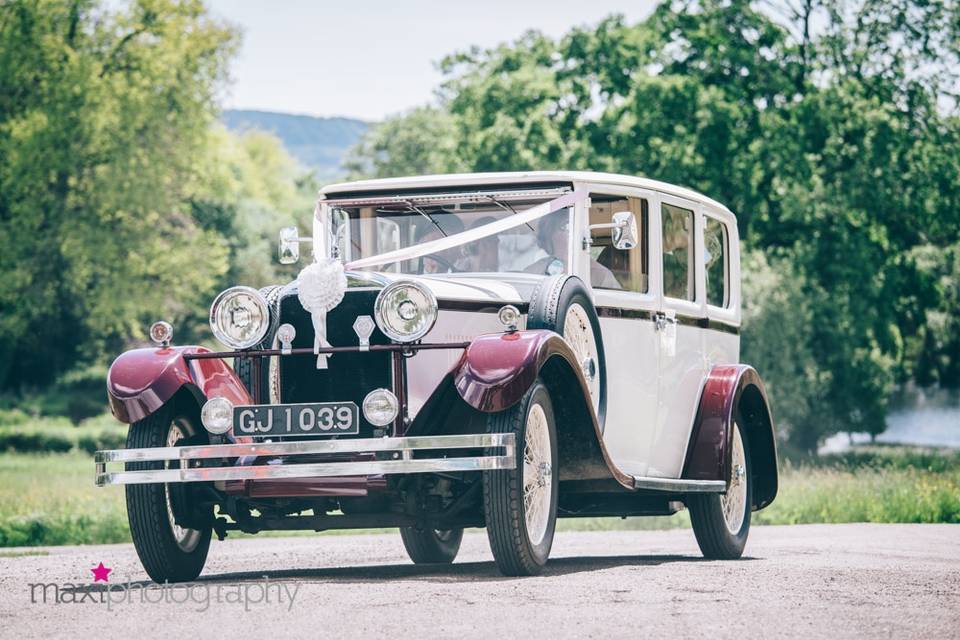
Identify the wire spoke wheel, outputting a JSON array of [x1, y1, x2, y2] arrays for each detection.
[[163, 420, 202, 553], [720, 426, 748, 535], [522, 403, 553, 546]]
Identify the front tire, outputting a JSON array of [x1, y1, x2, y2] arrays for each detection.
[[125, 406, 212, 583], [688, 420, 752, 559], [483, 380, 559, 576], [399, 527, 463, 564]]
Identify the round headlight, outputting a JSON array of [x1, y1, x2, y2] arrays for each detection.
[[363, 388, 399, 427], [201, 397, 234, 435], [373, 281, 438, 343], [209, 286, 270, 350]]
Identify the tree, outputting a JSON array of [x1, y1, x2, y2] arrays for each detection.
[[0, 0, 238, 387], [343, 106, 467, 180], [345, 0, 960, 451]]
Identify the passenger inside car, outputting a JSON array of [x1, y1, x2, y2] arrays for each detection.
[[415, 214, 466, 274], [460, 216, 500, 272], [526, 211, 621, 288]]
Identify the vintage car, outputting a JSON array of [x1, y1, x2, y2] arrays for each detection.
[[97, 171, 778, 582]]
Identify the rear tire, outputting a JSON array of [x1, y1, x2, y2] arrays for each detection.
[[125, 405, 212, 583], [688, 420, 752, 559], [483, 380, 558, 576], [399, 527, 463, 564]]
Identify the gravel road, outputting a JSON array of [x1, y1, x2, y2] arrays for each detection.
[[2, 524, 957, 639]]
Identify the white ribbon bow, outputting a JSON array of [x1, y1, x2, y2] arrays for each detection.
[[297, 259, 347, 369]]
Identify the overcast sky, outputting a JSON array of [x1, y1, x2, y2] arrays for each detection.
[[206, 0, 657, 121]]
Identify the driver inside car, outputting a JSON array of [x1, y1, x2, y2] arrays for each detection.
[[415, 214, 466, 274], [525, 213, 621, 289]]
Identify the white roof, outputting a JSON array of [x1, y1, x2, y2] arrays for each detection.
[[320, 171, 735, 218]]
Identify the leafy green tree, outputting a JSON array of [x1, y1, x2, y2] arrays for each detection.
[[345, 0, 960, 451], [0, 0, 238, 387], [344, 106, 467, 180]]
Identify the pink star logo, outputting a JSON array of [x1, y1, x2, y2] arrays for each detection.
[[91, 562, 112, 582]]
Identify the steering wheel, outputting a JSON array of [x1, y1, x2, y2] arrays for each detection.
[[418, 254, 460, 274]]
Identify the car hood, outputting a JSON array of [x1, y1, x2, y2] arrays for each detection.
[[345, 271, 544, 306]]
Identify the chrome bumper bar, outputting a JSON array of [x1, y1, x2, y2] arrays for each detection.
[[95, 433, 515, 487]]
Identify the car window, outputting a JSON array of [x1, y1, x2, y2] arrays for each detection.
[[662, 203, 695, 301], [330, 198, 570, 276], [704, 216, 728, 307], [588, 195, 649, 293]]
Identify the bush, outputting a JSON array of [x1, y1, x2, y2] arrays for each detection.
[[76, 430, 126, 455], [0, 430, 74, 454], [0, 413, 124, 454], [0, 364, 110, 425], [816, 446, 960, 473]]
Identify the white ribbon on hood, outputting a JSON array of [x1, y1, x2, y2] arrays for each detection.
[[297, 258, 347, 369]]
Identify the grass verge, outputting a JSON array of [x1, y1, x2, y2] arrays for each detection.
[[0, 447, 956, 547]]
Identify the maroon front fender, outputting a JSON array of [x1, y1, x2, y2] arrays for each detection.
[[681, 365, 779, 509], [453, 330, 578, 412], [107, 346, 252, 423]]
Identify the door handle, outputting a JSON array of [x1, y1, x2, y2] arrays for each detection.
[[654, 311, 676, 332]]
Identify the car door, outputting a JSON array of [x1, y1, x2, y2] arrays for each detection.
[[650, 192, 709, 478], [577, 188, 661, 476]]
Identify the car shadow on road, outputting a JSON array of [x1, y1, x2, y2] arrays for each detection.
[[195, 554, 757, 585]]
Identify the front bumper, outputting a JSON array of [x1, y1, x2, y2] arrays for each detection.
[[94, 433, 515, 487]]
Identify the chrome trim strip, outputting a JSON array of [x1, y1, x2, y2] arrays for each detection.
[[97, 456, 512, 486], [95, 433, 516, 486], [632, 476, 727, 493], [322, 188, 571, 207], [95, 433, 512, 463]]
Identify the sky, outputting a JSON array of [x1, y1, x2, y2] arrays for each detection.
[[206, 0, 657, 122]]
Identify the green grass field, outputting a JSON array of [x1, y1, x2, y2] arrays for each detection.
[[0, 443, 956, 547]]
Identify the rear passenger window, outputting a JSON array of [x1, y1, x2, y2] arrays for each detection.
[[704, 216, 729, 307], [588, 195, 649, 293], [661, 203, 695, 301]]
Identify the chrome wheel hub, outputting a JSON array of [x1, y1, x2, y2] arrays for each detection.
[[563, 303, 600, 416], [522, 403, 553, 546], [720, 426, 748, 535], [164, 421, 202, 553]]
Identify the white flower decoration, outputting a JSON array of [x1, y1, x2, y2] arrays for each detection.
[[297, 259, 347, 369]]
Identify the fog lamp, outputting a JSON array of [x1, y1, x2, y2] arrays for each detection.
[[201, 397, 234, 435], [362, 388, 399, 427]]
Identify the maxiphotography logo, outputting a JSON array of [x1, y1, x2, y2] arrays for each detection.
[[29, 562, 301, 611]]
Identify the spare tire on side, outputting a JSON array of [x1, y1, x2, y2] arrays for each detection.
[[526, 275, 607, 430]]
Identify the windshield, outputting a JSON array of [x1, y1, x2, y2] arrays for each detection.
[[322, 194, 573, 276]]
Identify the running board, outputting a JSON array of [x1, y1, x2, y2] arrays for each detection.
[[632, 476, 726, 493]]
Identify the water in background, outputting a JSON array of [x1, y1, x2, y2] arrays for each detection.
[[820, 386, 960, 453]]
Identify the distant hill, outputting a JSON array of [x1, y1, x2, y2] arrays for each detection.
[[222, 109, 369, 180]]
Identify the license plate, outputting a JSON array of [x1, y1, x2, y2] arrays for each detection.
[[233, 402, 360, 438]]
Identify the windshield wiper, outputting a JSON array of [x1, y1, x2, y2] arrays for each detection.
[[404, 201, 447, 236], [486, 196, 535, 233]]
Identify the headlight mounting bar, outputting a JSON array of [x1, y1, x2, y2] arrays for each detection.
[[183, 341, 470, 361]]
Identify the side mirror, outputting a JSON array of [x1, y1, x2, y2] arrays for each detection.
[[279, 226, 302, 264], [611, 211, 638, 250]]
